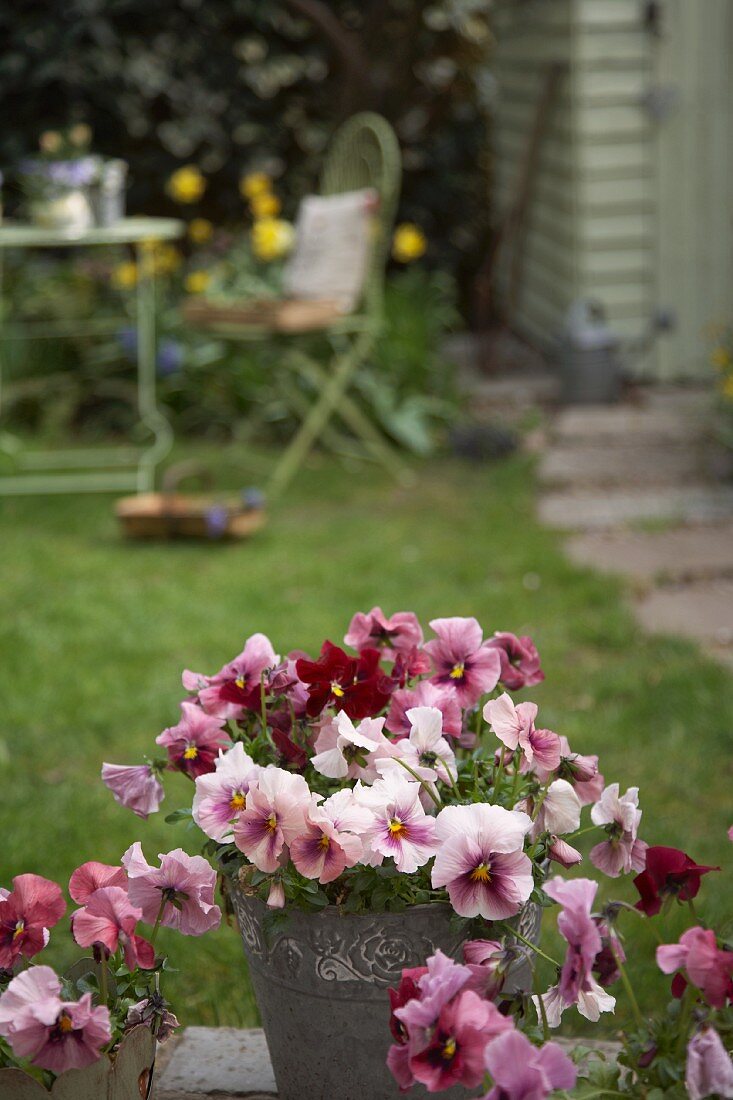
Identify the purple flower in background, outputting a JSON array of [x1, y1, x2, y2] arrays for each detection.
[[205, 506, 229, 539], [157, 338, 183, 377], [117, 327, 137, 362]]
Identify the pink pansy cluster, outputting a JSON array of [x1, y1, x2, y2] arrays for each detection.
[[0, 848, 219, 1080]]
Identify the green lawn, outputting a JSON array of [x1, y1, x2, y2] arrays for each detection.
[[1, 448, 731, 1031]]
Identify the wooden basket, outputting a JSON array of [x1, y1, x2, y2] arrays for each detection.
[[182, 295, 343, 333], [115, 463, 266, 541]]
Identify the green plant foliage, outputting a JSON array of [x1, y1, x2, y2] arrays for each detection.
[[0, 0, 493, 291]]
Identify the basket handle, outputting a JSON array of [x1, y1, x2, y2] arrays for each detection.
[[160, 460, 215, 497]]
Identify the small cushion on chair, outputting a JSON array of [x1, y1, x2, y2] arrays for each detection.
[[283, 188, 377, 313], [182, 296, 344, 333]]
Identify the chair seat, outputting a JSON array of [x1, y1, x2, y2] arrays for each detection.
[[183, 296, 345, 334]]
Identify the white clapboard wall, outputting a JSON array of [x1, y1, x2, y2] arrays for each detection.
[[491, 0, 733, 379]]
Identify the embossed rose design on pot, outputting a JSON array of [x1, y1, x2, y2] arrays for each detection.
[[356, 929, 421, 983]]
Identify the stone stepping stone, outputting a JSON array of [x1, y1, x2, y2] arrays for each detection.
[[634, 579, 733, 648], [539, 443, 706, 488], [538, 485, 733, 530], [552, 396, 709, 445], [565, 523, 733, 584]]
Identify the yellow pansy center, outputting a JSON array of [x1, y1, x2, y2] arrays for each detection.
[[470, 862, 491, 883], [449, 663, 465, 680], [13, 920, 25, 940], [229, 792, 246, 812], [441, 1037, 457, 1060], [58, 1014, 74, 1034], [266, 814, 278, 832], [331, 682, 345, 698], [319, 834, 331, 850], [183, 745, 198, 760], [235, 676, 246, 690], [389, 818, 407, 838]]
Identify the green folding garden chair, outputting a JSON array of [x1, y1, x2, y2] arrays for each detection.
[[184, 112, 406, 499]]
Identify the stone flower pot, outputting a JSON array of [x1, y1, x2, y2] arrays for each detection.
[[0, 1024, 155, 1100], [229, 887, 541, 1100]]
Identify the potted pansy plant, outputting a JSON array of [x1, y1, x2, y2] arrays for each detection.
[[101, 610, 645, 1100], [0, 847, 220, 1098]]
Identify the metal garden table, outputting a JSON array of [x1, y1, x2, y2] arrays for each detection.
[[0, 216, 183, 495]]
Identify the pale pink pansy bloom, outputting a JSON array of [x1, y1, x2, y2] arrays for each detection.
[[590, 783, 647, 878], [232, 767, 311, 873], [71, 886, 155, 970], [183, 633, 279, 719], [531, 779, 582, 839], [462, 939, 509, 1001], [379, 705, 457, 787], [657, 926, 733, 1009], [122, 844, 221, 936], [0, 874, 66, 969], [344, 607, 423, 658], [290, 790, 371, 884], [532, 734, 603, 803], [424, 617, 502, 706], [156, 701, 232, 780], [69, 862, 127, 905], [385, 679, 462, 739], [482, 1029, 577, 1100], [431, 803, 533, 920], [357, 772, 437, 874], [192, 742, 261, 842], [311, 712, 395, 782], [266, 880, 286, 909], [548, 836, 583, 868], [686, 1026, 733, 1100], [483, 693, 561, 772], [101, 763, 164, 819], [0, 966, 111, 1074]]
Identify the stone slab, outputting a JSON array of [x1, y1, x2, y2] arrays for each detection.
[[565, 523, 733, 583], [538, 485, 733, 530], [633, 579, 733, 646], [155, 1027, 276, 1099], [551, 392, 710, 445], [538, 442, 706, 488], [154, 1027, 620, 1098]]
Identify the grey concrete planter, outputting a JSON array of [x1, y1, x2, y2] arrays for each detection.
[[229, 886, 541, 1100], [0, 1024, 155, 1100]]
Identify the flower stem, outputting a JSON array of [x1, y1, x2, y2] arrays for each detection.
[[260, 671, 268, 739], [499, 922, 561, 969], [676, 982, 696, 1057], [493, 750, 505, 802], [534, 970, 550, 1042], [98, 958, 109, 1007], [436, 755, 458, 793], [611, 942, 645, 1030], [394, 757, 442, 808], [150, 896, 168, 948]]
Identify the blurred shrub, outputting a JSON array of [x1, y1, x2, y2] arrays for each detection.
[[0, 0, 493, 299]]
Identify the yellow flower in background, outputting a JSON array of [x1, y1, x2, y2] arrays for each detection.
[[185, 270, 211, 295], [251, 218, 295, 262], [153, 244, 182, 275], [69, 123, 92, 147], [392, 223, 427, 263], [39, 130, 62, 155], [167, 165, 207, 204], [711, 346, 731, 370], [250, 192, 281, 219], [722, 374, 733, 400], [188, 218, 214, 244], [112, 261, 138, 290], [240, 171, 271, 200]]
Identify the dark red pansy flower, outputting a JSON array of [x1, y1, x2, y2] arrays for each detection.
[[388, 968, 427, 1044], [296, 641, 393, 720], [634, 846, 719, 917], [484, 631, 545, 691]]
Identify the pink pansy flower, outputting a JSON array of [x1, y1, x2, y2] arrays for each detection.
[[344, 607, 424, 658], [533, 734, 603, 804], [548, 836, 583, 868], [431, 803, 533, 920], [482, 1030, 577, 1100], [232, 767, 311, 873], [686, 1026, 733, 1100], [266, 880, 286, 909], [379, 705, 457, 787], [410, 990, 514, 1092], [483, 693, 561, 772], [385, 680, 462, 739], [71, 886, 155, 970], [268, 657, 309, 716], [657, 926, 733, 1008], [530, 779, 581, 839], [484, 631, 545, 691], [156, 701, 232, 780], [590, 783, 647, 878], [101, 762, 164, 819], [311, 712, 395, 782], [182, 633, 279, 719], [69, 861, 127, 904], [0, 966, 111, 1074], [463, 939, 509, 1001], [122, 844, 221, 935], [290, 790, 371, 884], [0, 874, 66, 968], [424, 616, 501, 706], [359, 772, 437, 873], [396, 949, 473, 1032], [192, 742, 261, 842]]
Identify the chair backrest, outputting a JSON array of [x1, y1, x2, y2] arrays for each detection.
[[319, 112, 402, 318]]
